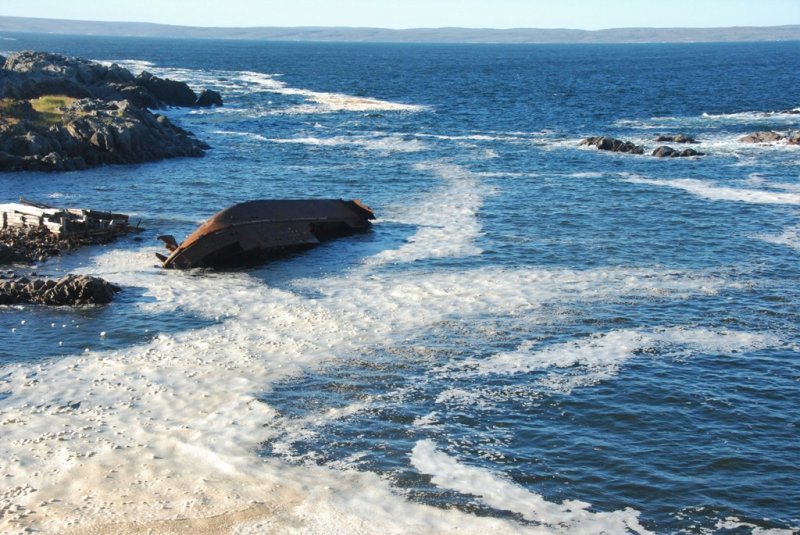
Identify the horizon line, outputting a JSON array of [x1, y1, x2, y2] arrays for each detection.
[[2, 15, 799, 33]]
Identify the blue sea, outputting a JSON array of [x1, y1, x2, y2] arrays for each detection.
[[0, 33, 798, 534]]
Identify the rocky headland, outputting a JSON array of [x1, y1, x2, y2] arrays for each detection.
[[0, 51, 222, 171]]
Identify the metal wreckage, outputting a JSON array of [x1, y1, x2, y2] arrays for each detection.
[[156, 199, 375, 269]]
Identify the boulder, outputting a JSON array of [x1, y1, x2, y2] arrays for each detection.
[[786, 132, 800, 145], [196, 89, 223, 107], [136, 71, 197, 107], [0, 274, 120, 306], [655, 134, 696, 143], [580, 136, 644, 155], [740, 131, 784, 143], [651, 146, 704, 158]]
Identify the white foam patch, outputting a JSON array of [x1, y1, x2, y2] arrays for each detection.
[[237, 70, 426, 113], [365, 162, 489, 266], [411, 440, 653, 534], [266, 134, 426, 153], [94, 61, 425, 115], [716, 517, 797, 535], [0, 239, 738, 532], [96, 59, 156, 74], [461, 328, 776, 394], [567, 172, 604, 179], [755, 225, 800, 251], [614, 109, 800, 129], [211, 130, 270, 142], [624, 176, 800, 205]]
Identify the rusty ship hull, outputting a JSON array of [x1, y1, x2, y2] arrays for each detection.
[[158, 199, 375, 269]]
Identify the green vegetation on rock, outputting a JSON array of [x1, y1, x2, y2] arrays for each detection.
[[29, 95, 77, 124], [0, 95, 77, 126]]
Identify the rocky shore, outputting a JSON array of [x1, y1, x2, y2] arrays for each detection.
[[0, 51, 221, 171], [0, 202, 139, 306], [0, 273, 119, 305], [581, 129, 800, 158], [0, 224, 136, 264], [580, 135, 705, 157]]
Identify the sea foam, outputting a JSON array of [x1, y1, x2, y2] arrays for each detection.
[[624, 176, 800, 205]]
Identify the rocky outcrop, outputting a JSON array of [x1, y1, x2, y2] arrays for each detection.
[[739, 131, 784, 143], [196, 89, 223, 107], [1, 51, 222, 108], [136, 71, 198, 107], [580, 136, 644, 154], [0, 98, 208, 171], [655, 134, 696, 143], [0, 225, 134, 264], [652, 146, 704, 157], [0, 274, 120, 305], [0, 51, 221, 171]]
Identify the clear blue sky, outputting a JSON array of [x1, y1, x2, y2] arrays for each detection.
[[3, 0, 799, 30]]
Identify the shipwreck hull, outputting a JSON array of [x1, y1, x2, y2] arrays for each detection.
[[159, 199, 375, 269]]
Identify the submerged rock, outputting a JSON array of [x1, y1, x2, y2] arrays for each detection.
[[580, 136, 644, 154], [652, 146, 704, 157], [0, 274, 120, 306]]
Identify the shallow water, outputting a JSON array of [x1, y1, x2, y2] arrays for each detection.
[[0, 34, 798, 534]]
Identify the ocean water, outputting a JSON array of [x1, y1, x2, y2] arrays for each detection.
[[0, 34, 799, 534]]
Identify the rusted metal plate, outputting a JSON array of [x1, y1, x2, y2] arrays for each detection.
[[159, 199, 375, 269]]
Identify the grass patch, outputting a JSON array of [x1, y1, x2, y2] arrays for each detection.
[[29, 95, 77, 125]]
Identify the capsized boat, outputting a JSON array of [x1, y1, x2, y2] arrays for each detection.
[[157, 199, 375, 269]]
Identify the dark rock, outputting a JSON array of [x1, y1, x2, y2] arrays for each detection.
[[136, 71, 197, 107], [0, 51, 219, 171], [0, 98, 208, 171], [787, 132, 800, 145], [196, 89, 223, 107], [651, 146, 704, 158], [655, 134, 696, 143], [740, 131, 784, 143], [0, 224, 134, 265], [0, 274, 120, 306], [0, 243, 16, 262], [110, 83, 161, 109], [580, 136, 644, 155]]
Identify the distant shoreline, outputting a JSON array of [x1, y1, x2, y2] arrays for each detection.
[[0, 16, 799, 44]]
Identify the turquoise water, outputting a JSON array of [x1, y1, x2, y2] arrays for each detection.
[[0, 35, 798, 533]]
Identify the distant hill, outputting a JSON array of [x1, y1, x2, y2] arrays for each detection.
[[0, 16, 799, 44]]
